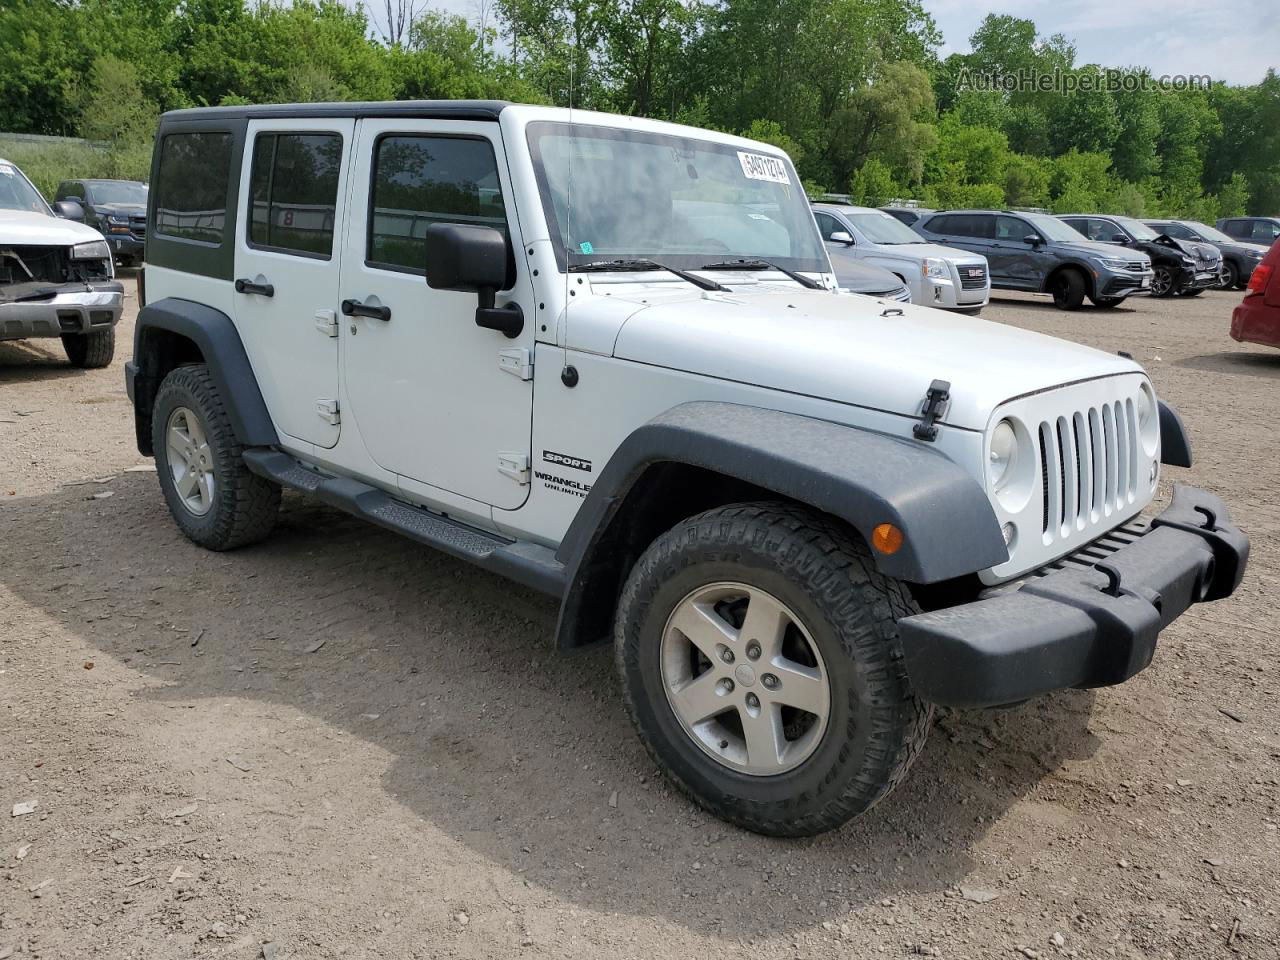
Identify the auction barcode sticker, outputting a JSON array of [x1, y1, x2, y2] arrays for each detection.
[[737, 151, 790, 184]]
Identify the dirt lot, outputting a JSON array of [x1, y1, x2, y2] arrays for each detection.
[[2, 278, 1277, 960]]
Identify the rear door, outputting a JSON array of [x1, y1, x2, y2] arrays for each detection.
[[233, 119, 354, 449]]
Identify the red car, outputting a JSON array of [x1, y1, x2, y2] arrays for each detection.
[[1231, 241, 1280, 348]]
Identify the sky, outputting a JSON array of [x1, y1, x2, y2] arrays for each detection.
[[925, 0, 1275, 86], [383, 0, 1277, 87]]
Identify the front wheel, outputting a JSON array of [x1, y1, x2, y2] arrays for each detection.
[[1151, 266, 1177, 297], [62, 328, 115, 368], [615, 502, 931, 836], [1220, 262, 1239, 289], [1050, 269, 1086, 310]]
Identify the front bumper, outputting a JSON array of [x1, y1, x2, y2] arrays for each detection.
[[899, 485, 1248, 708], [1179, 266, 1221, 291], [1099, 269, 1155, 298], [103, 232, 145, 259], [0, 281, 124, 340]]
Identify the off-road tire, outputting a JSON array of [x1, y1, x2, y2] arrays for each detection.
[[61, 328, 115, 368], [615, 501, 932, 837], [1090, 295, 1124, 308], [152, 364, 280, 550], [1050, 269, 1086, 310]]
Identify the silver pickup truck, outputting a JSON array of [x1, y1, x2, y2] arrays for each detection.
[[1, 157, 123, 368]]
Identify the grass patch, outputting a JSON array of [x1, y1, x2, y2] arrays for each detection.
[[0, 137, 152, 198]]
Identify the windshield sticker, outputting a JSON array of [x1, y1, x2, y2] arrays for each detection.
[[737, 152, 790, 185], [578, 241, 594, 254]]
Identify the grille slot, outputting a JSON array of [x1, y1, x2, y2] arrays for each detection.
[[1035, 397, 1140, 542], [959, 265, 987, 289]]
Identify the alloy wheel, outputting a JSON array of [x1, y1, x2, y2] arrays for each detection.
[[660, 582, 830, 776], [165, 406, 215, 516]]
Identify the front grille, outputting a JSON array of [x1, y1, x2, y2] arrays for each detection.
[[1036, 400, 1139, 541], [1119, 261, 1148, 273], [959, 265, 987, 289]]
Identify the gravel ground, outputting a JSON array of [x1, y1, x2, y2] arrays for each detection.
[[2, 279, 1277, 960]]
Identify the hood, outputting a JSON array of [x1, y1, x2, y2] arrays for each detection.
[[1144, 236, 1220, 263], [601, 285, 1140, 431], [826, 251, 905, 293], [1053, 237, 1148, 262], [93, 202, 147, 217], [0, 208, 109, 246], [872, 241, 985, 263]]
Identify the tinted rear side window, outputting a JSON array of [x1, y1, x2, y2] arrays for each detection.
[[154, 132, 233, 245], [248, 132, 343, 258], [929, 214, 993, 239], [367, 135, 508, 273]]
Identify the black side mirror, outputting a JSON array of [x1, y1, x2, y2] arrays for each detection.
[[53, 199, 84, 221], [1112, 233, 1128, 244], [424, 223, 523, 338], [1022, 233, 1041, 246]]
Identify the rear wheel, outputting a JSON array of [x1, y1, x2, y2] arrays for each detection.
[[1151, 266, 1177, 297], [152, 364, 280, 550], [1050, 269, 1086, 310], [615, 502, 931, 836], [61, 328, 115, 368]]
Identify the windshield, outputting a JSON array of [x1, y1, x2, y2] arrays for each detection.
[[844, 211, 923, 245], [0, 161, 51, 214], [526, 122, 828, 272], [87, 180, 148, 205], [1185, 221, 1233, 243], [1025, 213, 1085, 242], [1116, 217, 1157, 241]]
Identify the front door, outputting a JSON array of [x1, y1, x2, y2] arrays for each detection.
[[340, 118, 535, 511], [992, 215, 1039, 288], [233, 118, 354, 448]]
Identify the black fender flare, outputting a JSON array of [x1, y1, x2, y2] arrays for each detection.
[[553, 401, 1007, 648], [131, 297, 277, 453], [1158, 399, 1192, 468], [1042, 260, 1095, 297]]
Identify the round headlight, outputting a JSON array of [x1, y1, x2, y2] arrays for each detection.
[[989, 419, 1017, 489], [1137, 383, 1159, 455]]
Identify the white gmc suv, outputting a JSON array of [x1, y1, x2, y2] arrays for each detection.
[[126, 101, 1248, 836], [1, 157, 122, 367]]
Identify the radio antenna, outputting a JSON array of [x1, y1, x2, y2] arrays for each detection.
[[561, 59, 576, 378]]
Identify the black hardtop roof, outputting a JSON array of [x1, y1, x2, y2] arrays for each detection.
[[160, 100, 510, 124]]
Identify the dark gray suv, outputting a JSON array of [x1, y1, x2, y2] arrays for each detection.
[[915, 210, 1153, 310], [1216, 216, 1280, 247]]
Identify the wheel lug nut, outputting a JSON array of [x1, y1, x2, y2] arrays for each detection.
[[746, 641, 761, 660], [762, 673, 779, 690], [716, 678, 735, 695], [718, 645, 734, 664], [745, 692, 760, 709]]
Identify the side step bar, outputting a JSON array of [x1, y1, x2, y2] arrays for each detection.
[[243, 449, 567, 597]]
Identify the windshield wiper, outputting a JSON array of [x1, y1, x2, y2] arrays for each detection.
[[699, 258, 824, 290], [568, 258, 725, 292]]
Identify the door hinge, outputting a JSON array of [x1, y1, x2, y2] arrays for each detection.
[[498, 347, 534, 380], [497, 452, 530, 485], [314, 309, 339, 338], [316, 399, 340, 425]]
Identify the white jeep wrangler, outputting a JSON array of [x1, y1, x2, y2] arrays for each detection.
[[2, 157, 123, 367], [127, 101, 1249, 836]]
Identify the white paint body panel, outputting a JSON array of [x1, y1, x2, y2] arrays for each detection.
[[233, 117, 355, 449]]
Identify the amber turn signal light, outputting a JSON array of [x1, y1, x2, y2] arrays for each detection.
[[871, 523, 904, 555]]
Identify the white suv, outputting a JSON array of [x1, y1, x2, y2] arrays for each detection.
[[1, 157, 122, 367], [813, 203, 990, 312], [127, 101, 1248, 837]]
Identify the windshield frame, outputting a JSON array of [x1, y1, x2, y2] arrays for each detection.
[[0, 160, 52, 216], [86, 180, 148, 206], [525, 120, 829, 275]]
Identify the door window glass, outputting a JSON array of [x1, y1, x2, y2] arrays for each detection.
[[995, 216, 1029, 241], [367, 135, 508, 274], [154, 132, 233, 244], [248, 133, 343, 258], [814, 213, 843, 241]]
